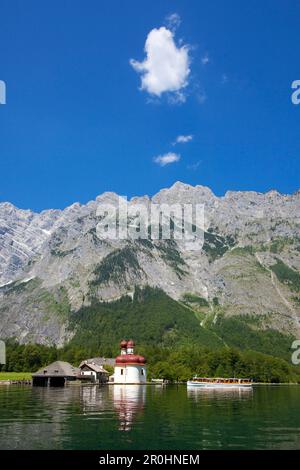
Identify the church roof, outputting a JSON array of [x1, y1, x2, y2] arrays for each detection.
[[115, 354, 146, 365]]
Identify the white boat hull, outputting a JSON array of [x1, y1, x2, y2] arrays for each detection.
[[187, 381, 252, 389]]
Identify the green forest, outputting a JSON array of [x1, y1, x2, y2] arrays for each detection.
[[1, 286, 299, 383]]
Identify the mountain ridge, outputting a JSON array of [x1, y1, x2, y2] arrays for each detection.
[[2, 180, 300, 214], [1, 182, 300, 349]]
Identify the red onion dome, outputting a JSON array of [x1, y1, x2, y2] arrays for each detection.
[[115, 354, 146, 365], [120, 340, 128, 348], [127, 340, 135, 347]]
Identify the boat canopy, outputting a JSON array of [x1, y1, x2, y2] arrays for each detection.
[[191, 377, 252, 384]]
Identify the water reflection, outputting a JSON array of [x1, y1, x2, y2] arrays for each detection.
[[0, 386, 80, 449], [80, 384, 110, 414], [111, 385, 146, 432], [187, 386, 253, 401], [1, 385, 300, 449]]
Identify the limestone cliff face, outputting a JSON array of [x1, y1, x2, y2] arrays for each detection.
[[1, 182, 300, 345]]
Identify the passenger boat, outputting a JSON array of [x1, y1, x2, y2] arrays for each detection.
[[187, 377, 252, 389]]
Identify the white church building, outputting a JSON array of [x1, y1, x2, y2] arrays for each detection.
[[113, 340, 147, 384]]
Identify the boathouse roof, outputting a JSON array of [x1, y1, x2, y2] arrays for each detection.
[[32, 361, 80, 378]]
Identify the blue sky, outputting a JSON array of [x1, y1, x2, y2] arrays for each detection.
[[0, 0, 299, 211]]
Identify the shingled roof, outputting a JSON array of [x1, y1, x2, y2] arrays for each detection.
[[79, 362, 109, 374], [79, 357, 115, 368], [32, 361, 80, 378]]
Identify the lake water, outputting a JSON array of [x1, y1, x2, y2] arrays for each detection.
[[0, 384, 300, 450]]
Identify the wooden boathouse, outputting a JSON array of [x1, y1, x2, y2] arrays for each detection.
[[32, 361, 79, 387]]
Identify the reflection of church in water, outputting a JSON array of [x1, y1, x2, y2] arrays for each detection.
[[111, 385, 146, 432], [79, 340, 147, 432], [79, 384, 146, 432], [111, 340, 147, 431]]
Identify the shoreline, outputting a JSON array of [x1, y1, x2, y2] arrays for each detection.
[[1, 380, 299, 386]]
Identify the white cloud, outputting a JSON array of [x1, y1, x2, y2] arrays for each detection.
[[153, 152, 181, 166], [174, 134, 193, 144], [130, 26, 190, 99], [201, 54, 210, 65], [166, 13, 181, 31]]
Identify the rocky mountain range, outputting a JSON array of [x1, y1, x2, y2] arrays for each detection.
[[1, 182, 300, 348]]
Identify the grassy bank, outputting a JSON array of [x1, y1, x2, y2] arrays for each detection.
[[0, 372, 32, 381]]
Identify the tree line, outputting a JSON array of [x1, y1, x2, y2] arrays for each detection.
[[1, 340, 300, 383]]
